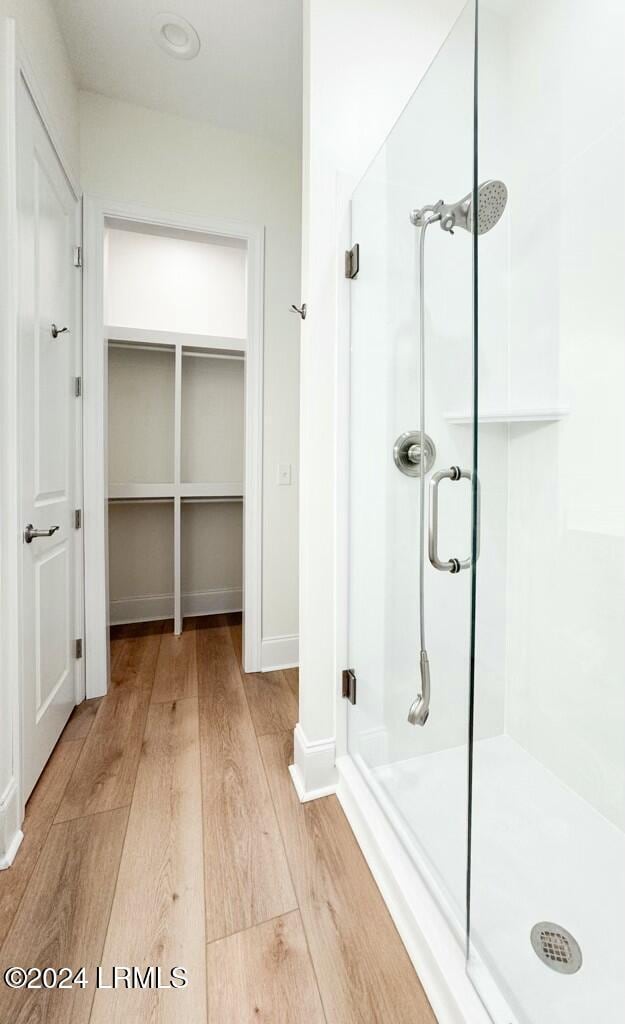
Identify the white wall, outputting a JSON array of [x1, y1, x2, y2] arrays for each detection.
[[0, 1, 78, 865], [295, 0, 465, 795], [488, 0, 625, 829], [109, 501, 174, 609], [108, 346, 176, 485], [0, 0, 79, 179], [80, 91, 301, 648], [105, 227, 247, 339], [181, 356, 244, 486]]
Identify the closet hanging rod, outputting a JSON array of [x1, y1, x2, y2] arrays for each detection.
[[105, 324, 246, 351], [181, 496, 243, 504], [181, 350, 244, 362], [107, 341, 243, 361], [108, 341, 175, 354], [108, 497, 174, 505]]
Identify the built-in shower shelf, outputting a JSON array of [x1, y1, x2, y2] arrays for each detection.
[[444, 407, 569, 425]]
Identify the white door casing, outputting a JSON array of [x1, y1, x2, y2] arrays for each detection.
[[17, 77, 82, 801], [82, 198, 264, 696]]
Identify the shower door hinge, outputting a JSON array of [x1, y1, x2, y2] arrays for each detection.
[[75, 638, 83, 659], [344, 243, 360, 280], [342, 668, 357, 704], [74, 376, 82, 397], [73, 245, 83, 268], [74, 508, 82, 529]]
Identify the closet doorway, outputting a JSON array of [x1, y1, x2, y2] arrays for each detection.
[[83, 202, 264, 696]]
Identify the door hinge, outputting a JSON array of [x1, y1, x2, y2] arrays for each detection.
[[74, 508, 82, 529], [342, 668, 357, 704], [73, 245, 83, 268], [345, 243, 360, 280], [74, 376, 82, 397], [75, 638, 83, 659]]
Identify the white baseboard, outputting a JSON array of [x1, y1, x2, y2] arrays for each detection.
[[336, 755, 492, 1024], [110, 594, 174, 624], [288, 722, 337, 802], [109, 588, 243, 625], [0, 778, 23, 870], [260, 633, 299, 671], [183, 588, 242, 617]]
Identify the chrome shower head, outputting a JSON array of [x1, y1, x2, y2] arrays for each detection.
[[440, 180, 508, 235], [410, 180, 508, 235]]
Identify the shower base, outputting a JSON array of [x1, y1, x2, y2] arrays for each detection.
[[374, 735, 624, 1024]]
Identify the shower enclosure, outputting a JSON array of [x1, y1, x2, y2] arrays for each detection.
[[344, 1, 625, 1021]]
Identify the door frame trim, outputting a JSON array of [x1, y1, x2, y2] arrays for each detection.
[[82, 197, 265, 697], [0, 17, 83, 866]]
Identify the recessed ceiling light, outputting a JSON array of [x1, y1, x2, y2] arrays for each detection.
[[152, 13, 201, 61]]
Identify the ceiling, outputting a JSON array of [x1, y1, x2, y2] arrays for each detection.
[[51, 0, 302, 146]]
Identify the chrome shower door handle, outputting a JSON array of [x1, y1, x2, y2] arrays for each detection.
[[428, 467, 480, 572]]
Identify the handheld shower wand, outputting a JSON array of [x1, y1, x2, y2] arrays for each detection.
[[407, 207, 439, 728], [407, 181, 508, 727]]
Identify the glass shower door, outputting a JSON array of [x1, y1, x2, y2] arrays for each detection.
[[347, 0, 478, 933], [347, 2, 625, 1020], [468, 1, 625, 1021]]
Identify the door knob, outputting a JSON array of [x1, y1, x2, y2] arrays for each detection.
[[50, 324, 69, 338], [24, 524, 60, 544]]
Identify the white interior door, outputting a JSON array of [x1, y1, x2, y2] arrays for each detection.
[[18, 78, 81, 800]]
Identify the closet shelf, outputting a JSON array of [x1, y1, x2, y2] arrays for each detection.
[[106, 226, 246, 638], [180, 483, 244, 498], [444, 407, 569, 425], [106, 324, 246, 355], [109, 482, 244, 500], [109, 483, 175, 499], [108, 497, 173, 505]]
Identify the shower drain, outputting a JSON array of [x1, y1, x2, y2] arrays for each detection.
[[530, 922, 583, 975]]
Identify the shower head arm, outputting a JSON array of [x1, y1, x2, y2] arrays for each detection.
[[410, 196, 469, 234], [410, 200, 443, 227]]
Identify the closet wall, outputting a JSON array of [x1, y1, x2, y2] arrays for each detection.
[[105, 222, 246, 633]]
